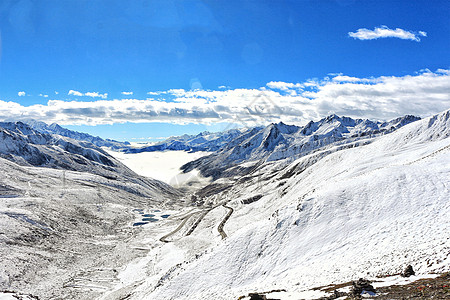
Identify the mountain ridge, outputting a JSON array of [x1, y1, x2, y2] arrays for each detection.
[[0, 121, 179, 198], [138, 109, 449, 300], [181, 114, 421, 180], [0, 110, 448, 300], [22, 119, 130, 150]]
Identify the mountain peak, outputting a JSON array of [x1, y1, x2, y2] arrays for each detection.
[[268, 121, 300, 135], [324, 113, 341, 122]]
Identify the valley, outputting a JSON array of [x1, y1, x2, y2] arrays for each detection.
[[0, 111, 449, 299], [2, 2, 448, 299]]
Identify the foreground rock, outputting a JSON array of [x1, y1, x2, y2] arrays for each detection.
[[401, 265, 415, 277], [351, 278, 376, 297]]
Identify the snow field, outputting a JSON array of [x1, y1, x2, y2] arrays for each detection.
[[131, 112, 450, 299]]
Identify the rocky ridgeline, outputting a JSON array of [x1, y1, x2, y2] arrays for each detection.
[[181, 114, 421, 180], [23, 119, 129, 150]]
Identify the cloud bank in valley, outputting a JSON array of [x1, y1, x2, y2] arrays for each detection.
[[1, 69, 449, 126]]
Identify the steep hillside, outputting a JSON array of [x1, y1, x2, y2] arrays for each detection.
[[98, 110, 449, 300], [1, 111, 447, 300], [0, 123, 181, 299], [0, 121, 177, 197], [0, 156, 178, 299]]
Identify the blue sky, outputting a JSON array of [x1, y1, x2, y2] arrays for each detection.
[[0, 0, 449, 142]]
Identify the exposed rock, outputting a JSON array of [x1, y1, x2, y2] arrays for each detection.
[[249, 293, 267, 300], [351, 278, 376, 296], [401, 265, 415, 277], [242, 194, 263, 204]]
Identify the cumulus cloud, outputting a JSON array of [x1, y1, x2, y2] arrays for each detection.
[[68, 90, 83, 97], [1, 69, 449, 126], [267, 81, 303, 91], [121, 91, 133, 95], [331, 75, 376, 83], [85, 92, 108, 99], [68, 90, 108, 99], [349, 25, 427, 42], [18, 91, 26, 96], [266, 81, 304, 96]]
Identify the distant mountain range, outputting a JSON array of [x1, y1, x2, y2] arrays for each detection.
[[181, 114, 421, 179], [23, 119, 130, 150], [1, 109, 449, 300], [123, 128, 251, 153], [1, 114, 419, 186], [124, 115, 420, 156], [17, 115, 421, 161], [11, 115, 422, 183], [0, 121, 178, 197]]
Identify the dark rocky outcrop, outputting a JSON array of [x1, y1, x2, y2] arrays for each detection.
[[401, 265, 415, 277], [249, 293, 267, 300], [351, 278, 376, 296]]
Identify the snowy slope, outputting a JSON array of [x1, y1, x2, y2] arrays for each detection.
[[0, 121, 179, 197], [0, 111, 446, 300], [0, 155, 180, 299], [99, 110, 449, 300], [0, 122, 184, 298]]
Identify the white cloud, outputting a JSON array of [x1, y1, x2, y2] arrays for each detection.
[[18, 91, 26, 96], [121, 91, 133, 95], [349, 25, 427, 42], [85, 92, 108, 99], [266, 81, 303, 91], [1, 69, 449, 126], [39, 94, 49, 98], [68, 90, 108, 99], [331, 75, 376, 83], [167, 89, 186, 97], [419, 31, 427, 37], [68, 90, 83, 97]]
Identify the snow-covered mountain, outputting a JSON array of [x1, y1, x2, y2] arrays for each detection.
[[124, 128, 249, 153], [0, 121, 178, 197], [182, 114, 421, 179], [1, 110, 448, 300], [97, 109, 449, 300], [23, 119, 130, 150], [0, 155, 179, 299], [0, 122, 182, 299]]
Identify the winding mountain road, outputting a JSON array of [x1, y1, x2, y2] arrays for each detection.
[[159, 202, 234, 242], [159, 213, 196, 243], [185, 210, 210, 236], [217, 205, 234, 239]]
